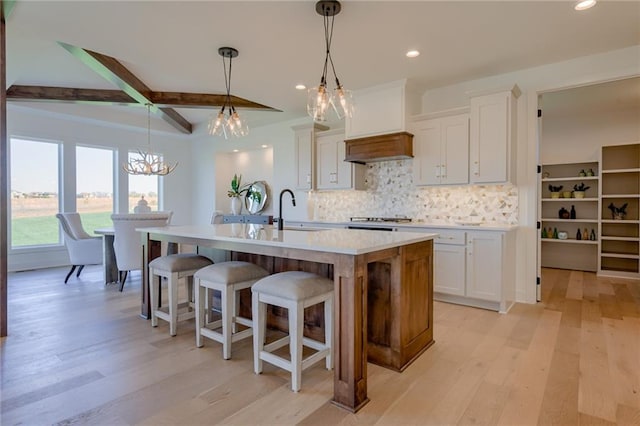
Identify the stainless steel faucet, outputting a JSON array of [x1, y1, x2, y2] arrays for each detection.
[[278, 189, 296, 230]]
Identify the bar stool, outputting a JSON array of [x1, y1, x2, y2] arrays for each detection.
[[194, 261, 269, 359], [251, 271, 333, 392], [149, 253, 213, 336]]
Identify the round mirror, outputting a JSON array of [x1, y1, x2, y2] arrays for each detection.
[[244, 181, 268, 214]]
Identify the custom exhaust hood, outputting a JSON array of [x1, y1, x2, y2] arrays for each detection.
[[344, 132, 414, 164]]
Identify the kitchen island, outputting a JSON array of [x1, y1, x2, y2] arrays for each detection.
[[137, 224, 436, 412]]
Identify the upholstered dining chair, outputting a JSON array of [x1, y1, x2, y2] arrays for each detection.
[[55, 213, 103, 284], [110, 212, 173, 291]]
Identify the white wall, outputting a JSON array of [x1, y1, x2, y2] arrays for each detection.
[[7, 106, 193, 271], [190, 116, 324, 225], [541, 107, 640, 164]]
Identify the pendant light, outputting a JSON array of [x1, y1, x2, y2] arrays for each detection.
[[123, 103, 178, 176], [307, 0, 354, 122], [208, 47, 249, 139]]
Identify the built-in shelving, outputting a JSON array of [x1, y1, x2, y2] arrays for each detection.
[[540, 161, 599, 272], [598, 143, 640, 278]]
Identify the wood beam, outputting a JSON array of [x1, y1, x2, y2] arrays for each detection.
[[58, 42, 193, 134], [149, 92, 281, 111], [7, 85, 282, 112], [1, 0, 9, 337], [7, 85, 136, 104]]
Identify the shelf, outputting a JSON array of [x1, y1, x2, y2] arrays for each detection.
[[542, 176, 598, 182], [602, 168, 640, 174], [601, 194, 640, 198], [601, 236, 640, 242], [541, 238, 597, 245], [600, 252, 640, 260], [601, 219, 640, 224], [541, 218, 597, 223], [541, 198, 598, 202]]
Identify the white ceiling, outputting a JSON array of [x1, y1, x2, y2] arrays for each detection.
[[5, 1, 640, 135]]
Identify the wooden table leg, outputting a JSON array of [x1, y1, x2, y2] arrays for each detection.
[[140, 232, 162, 319], [102, 234, 118, 284], [332, 254, 370, 412]]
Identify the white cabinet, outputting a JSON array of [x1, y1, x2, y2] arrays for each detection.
[[469, 86, 519, 184], [412, 114, 469, 186], [345, 79, 419, 139], [316, 130, 365, 190], [406, 226, 516, 313], [466, 231, 503, 301], [433, 230, 467, 296], [292, 123, 328, 190]]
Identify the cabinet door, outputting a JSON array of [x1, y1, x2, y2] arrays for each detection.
[[434, 244, 466, 296], [440, 115, 469, 185], [295, 129, 314, 190], [412, 119, 442, 185], [466, 231, 502, 301], [335, 137, 356, 189], [469, 92, 511, 184], [316, 135, 338, 190]]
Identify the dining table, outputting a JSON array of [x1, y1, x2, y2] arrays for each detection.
[[136, 223, 436, 413]]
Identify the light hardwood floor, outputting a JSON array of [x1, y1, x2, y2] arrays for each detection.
[[1, 266, 639, 425]]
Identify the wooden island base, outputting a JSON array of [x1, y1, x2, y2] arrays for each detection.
[[232, 239, 434, 374]]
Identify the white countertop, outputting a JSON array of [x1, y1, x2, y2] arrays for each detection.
[[138, 224, 437, 255], [286, 220, 518, 232]]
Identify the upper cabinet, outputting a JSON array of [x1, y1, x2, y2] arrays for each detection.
[[345, 79, 420, 139], [292, 123, 328, 190], [412, 112, 469, 186], [316, 130, 365, 190], [469, 86, 520, 184]]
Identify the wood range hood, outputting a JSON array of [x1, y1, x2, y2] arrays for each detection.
[[344, 132, 414, 164]]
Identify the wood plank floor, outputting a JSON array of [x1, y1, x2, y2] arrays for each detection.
[[1, 266, 639, 425]]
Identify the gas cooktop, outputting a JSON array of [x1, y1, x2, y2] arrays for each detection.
[[350, 217, 412, 223]]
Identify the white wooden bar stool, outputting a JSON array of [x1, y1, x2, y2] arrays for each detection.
[[194, 261, 269, 359], [251, 271, 333, 392], [149, 253, 213, 336]]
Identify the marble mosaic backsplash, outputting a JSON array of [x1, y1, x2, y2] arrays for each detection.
[[310, 159, 518, 224]]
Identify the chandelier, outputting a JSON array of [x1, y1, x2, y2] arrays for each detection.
[[307, 0, 354, 122], [208, 47, 249, 139], [123, 104, 178, 176]]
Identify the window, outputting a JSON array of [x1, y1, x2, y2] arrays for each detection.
[[10, 138, 60, 247], [76, 146, 114, 234], [128, 152, 159, 212]]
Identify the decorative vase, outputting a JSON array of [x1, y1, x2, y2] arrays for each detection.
[[562, 191, 572, 198], [550, 192, 560, 199], [230, 196, 242, 215], [573, 191, 585, 199]]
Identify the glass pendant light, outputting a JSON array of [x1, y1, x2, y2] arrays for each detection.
[[123, 103, 178, 176], [208, 47, 249, 139], [307, 0, 354, 122]]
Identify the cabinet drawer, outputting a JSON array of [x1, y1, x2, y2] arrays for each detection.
[[433, 230, 466, 245]]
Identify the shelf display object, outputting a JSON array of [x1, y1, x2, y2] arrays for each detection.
[[598, 143, 640, 278], [540, 161, 599, 271]]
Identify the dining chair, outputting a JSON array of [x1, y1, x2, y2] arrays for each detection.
[[110, 212, 173, 291], [55, 213, 103, 284]]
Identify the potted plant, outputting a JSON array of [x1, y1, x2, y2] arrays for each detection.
[[573, 182, 590, 198], [549, 184, 563, 199], [227, 174, 249, 214]]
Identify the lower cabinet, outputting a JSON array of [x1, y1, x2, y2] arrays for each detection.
[[417, 227, 515, 313]]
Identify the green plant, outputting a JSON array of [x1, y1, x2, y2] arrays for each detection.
[[573, 183, 590, 192], [548, 184, 563, 192], [227, 174, 249, 198]]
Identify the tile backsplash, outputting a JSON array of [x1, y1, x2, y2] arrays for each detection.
[[310, 159, 518, 224]]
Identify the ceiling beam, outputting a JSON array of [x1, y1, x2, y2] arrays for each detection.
[[7, 85, 136, 104], [7, 85, 282, 112], [58, 41, 192, 134]]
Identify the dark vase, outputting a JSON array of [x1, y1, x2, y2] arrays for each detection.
[[576, 229, 582, 240], [570, 205, 576, 219]]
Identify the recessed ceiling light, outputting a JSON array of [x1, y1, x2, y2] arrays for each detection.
[[406, 50, 420, 58], [261, 144, 268, 149], [232, 149, 239, 153], [295, 84, 306, 90], [574, 0, 596, 10]]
